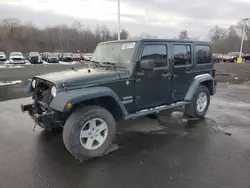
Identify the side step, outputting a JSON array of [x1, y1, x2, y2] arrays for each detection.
[[124, 101, 189, 120]]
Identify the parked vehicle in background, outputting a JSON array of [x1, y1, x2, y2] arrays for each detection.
[[42, 52, 50, 61], [47, 53, 59, 63], [213, 54, 223, 63], [222, 52, 242, 63], [81, 53, 86, 60], [83, 53, 93, 61], [9, 52, 25, 64], [28, 52, 43, 64], [0, 52, 7, 62], [61, 53, 73, 62], [72, 53, 82, 61], [243, 53, 250, 61], [22, 39, 216, 160]]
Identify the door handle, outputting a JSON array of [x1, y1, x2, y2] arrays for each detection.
[[173, 74, 178, 79]]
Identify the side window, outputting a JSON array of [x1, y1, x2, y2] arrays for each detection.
[[141, 45, 167, 67], [196, 45, 211, 64], [173, 45, 192, 66]]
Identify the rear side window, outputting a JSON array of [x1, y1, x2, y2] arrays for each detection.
[[196, 45, 211, 64], [173, 45, 192, 66], [141, 44, 167, 67]]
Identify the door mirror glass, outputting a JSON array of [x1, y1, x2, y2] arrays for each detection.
[[140, 59, 154, 70]]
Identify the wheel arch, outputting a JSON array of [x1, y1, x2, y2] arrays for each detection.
[[184, 73, 215, 101], [50, 87, 128, 119]]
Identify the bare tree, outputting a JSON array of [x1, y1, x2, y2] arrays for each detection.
[[208, 26, 227, 53], [178, 30, 189, 40], [0, 18, 130, 53]]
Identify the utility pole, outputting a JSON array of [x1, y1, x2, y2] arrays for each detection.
[[239, 18, 249, 61], [118, 0, 121, 40]]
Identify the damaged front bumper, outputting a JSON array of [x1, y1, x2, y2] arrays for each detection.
[[21, 104, 62, 130]]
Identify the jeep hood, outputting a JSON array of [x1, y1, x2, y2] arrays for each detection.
[[35, 68, 130, 87]]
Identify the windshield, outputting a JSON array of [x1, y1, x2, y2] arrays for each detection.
[[48, 53, 58, 57], [63, 53, 72, 57], [30, 52, 39, 56], [91, 41, 137, 64], [10, 52, 23, 56]]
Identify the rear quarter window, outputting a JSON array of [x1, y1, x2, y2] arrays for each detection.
[[196, 45, 211, 65]]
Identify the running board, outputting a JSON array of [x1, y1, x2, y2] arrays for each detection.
[[124, 101, 189, 120]]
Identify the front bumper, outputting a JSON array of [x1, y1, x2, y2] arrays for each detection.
[[21, 104, 61, 130]]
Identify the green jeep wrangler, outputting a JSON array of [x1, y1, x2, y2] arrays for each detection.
[[21, 39, 216, 160]]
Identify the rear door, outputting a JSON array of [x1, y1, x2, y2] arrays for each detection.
[[171, 42, 195, 101]]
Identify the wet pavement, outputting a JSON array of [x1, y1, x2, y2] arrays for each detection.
[[0, 83, 250, 188]]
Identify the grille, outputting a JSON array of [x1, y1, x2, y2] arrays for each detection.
[[12, 58, 22, 60]]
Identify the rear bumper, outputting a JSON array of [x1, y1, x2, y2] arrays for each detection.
[[21, 104, 61, 130]]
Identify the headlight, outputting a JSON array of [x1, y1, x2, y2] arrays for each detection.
[[51, 86, 57, 97], [31, 79, 36, 88]]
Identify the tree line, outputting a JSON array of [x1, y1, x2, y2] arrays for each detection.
[[207, 20, 250, 54], [0, 18, 129, 53]]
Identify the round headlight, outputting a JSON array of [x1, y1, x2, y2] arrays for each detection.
[[51, 86, 57, 97], [31, 79, 36, 88]]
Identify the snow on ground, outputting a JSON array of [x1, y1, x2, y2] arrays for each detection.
[[59, 61, 79, 65], [0, 80, 22, 86], [43, 61, 79, 65], [0, 64, 24, 69]]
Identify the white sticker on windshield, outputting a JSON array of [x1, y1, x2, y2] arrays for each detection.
[[122, 42, 135, 50]]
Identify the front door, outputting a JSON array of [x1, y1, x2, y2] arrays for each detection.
[[135, 42, 172, 110], [171, 43, 195, 101]]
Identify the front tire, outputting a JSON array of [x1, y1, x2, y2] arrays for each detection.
[[184, 85, 210, 118], [63, 106, 116, 160]]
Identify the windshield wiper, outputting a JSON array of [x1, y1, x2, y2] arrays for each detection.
[[87, 60, 100, 68], [102, 62, 126, 68]]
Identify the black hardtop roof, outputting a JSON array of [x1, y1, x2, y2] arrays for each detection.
[[100, 39, 210, 45]]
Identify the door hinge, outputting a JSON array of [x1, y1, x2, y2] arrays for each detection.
[[135, 79, 141, 84], [135, 96, 141, 103], [136, 72, 145, 76]]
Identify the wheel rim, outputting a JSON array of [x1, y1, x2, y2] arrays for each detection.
[[79, 118, 108, 150], [196, 92, 208, 113]]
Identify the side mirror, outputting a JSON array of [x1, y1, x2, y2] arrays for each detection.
[[139, 59, 154, 70]]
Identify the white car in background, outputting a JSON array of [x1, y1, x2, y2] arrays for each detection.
[[9, 52, 25, 64], [0, 52, 7, 63], [83, 53, 93, 61]]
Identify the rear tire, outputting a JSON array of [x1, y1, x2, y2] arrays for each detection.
[[63, 105, 116, 160], [184, 85, 210, 118]]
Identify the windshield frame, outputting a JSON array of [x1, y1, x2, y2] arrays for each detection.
[[91, 41, 138, 68]]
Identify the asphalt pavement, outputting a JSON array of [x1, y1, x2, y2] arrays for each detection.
[[0, 83, 250, 188]]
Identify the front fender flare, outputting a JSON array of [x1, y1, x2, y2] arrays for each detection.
[[184, 73, 215, 101], [50, 87, 128, 116]]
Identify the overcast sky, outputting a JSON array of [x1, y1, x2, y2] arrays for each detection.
[[0, 0, 249, 39]]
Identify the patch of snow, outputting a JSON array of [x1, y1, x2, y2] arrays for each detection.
[[25, 60, 31, 64], [0, 80, 22, 86], [43, 61, 50, 64], [59, 61, 79, 65], [0, 65, 24, 69]]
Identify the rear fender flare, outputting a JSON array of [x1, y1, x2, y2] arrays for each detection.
[[184, 74, 215, 101]]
